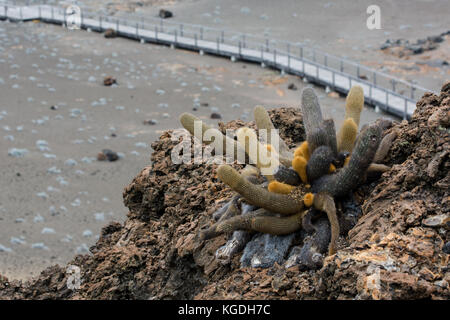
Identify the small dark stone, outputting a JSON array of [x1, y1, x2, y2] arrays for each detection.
[[210, 112, 222, 119], [104, 28, 117, 38], [380, 43, 390, 50], [16, 172, 21, 177], [408, 45, 424, 55], [443, 242, 450, 254], [287, 83, 298, 90], [97, 149, 119, 162], [103, 76, 117, 86], [159, 9, 173, 19], [143, 119, 158, 125], [50, 105, 58, 110], [201, 102, 209, 107], [111, 133, 117, 137], [427, 35, 444, 43]]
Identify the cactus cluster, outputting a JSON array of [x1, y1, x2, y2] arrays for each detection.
[[179, 85, 396, 268]]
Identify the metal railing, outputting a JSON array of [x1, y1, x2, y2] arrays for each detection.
[[0, 1, 436, 119]]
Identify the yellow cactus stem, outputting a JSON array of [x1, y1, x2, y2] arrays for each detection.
[[292, 156, 308, 184], [345, 85, 364, 128], [265, 143, 292, 168], [240, 165, 259, 178], [254, 105, 292, 159], [373, 131, 398, 163], [303, 193, 314, 207], [179, 113, 245, 160], [367, 163, 390, 173], [313, 192, 339, 256], [294, 141, 310, 160], [236, 127, 280, 179], [268, 181, 295, 194], [344, 156, 350, 166], [337, 118, 358, 153], [217, 165, 305, 215], [199, 210, 307, 240], [329, 164, 336, 173]]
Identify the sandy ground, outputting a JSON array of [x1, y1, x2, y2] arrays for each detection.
[[1, 0, 444, 280]]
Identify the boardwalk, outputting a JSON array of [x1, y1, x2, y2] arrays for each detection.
[[1, 2, 435, 119]]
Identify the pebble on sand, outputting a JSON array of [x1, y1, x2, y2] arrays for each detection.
[[97, 149, 119, 161]]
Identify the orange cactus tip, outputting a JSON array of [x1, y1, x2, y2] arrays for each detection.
[[303, 193, 314, 207], [292, 156, 308, 184], [266, 144, 273, 152], [294, 141, 310, 160], [294, 146, 304, 158], [344, 156, 350, 166], [329, 164, 336, 173], [268, 181, 294, 194]]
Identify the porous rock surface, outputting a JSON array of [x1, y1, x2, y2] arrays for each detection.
[[0, 85, 449, 299]]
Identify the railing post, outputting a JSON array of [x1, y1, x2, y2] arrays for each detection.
[[288, 54, 291, 70], [242, 34, 246, 48], [316, 65, 319, 78], [38, 5, 41, 19], [273, 49, 276, 64], [324, 54, 328, 67], [357, 65, 360, 78], [386, 92, 389, 107], [20, 7, 23, 20], [180, 24, 183, 37], [116, 19, 119, 32], [216, 37, 219, 52], [200, 27, 203, 40], [63, 9, 66, 27], [195, 33, 198, 48], [81, 11, 83, 27], [340, 60, 344, 72], [373, 72, 377, 86], [99, 16, 102, 29], [155, 25, 158, 40], [332, 71, 335, 87], [160, 18, 163, 32], [300, 46, 303, 59], [136, 23, 139, 37], [369, 84, 372, 99], [175, 30, 178, 45], [221, 30, 224, 43], [404, 99, 407, 120], [392, 80, 396, 92], [313, 49, 316, 62], [261, 45, 263, 60], [238, 40, 241, 56], [265, 39, 269, 52], [51, 6, 54, 20]]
